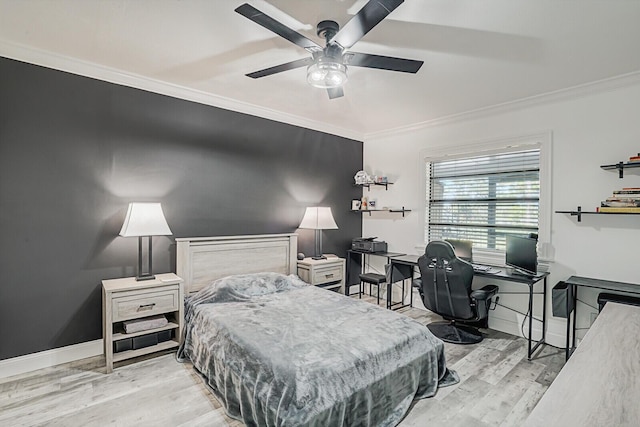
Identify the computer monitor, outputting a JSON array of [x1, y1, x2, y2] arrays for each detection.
[[445, 239, 473, 262], [506, 235, 538, 276]]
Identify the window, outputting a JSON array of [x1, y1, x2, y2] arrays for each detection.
[[426, 149, 540, 251]]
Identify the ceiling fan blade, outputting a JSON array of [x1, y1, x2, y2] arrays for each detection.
[[246, 57, 314, 79], [346, 52, 423, 73], [329, 0, 404, 49], [327, 87, 344, 99], [235, 3, 322, 53]]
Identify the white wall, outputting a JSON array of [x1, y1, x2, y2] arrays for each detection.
[[362, 78, 640, 347]]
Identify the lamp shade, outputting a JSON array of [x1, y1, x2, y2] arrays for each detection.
[[119, 203, 172, 237], [298, 207, 338, 230]]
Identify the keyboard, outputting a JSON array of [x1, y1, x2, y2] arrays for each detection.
[[472, 264, 491, 272]]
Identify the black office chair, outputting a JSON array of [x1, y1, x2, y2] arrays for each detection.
[[415, 240, 499, 344]]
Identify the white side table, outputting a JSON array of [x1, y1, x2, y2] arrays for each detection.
[[297, 256, 346, 294], [102, 273, 184, 373]]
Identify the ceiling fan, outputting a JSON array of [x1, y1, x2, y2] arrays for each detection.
[[235, 0, 424, 99]]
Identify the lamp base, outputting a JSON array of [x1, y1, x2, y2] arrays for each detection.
[[135, 236, 156, 282]]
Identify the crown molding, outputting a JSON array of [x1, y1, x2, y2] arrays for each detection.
[[365, 70, 640, 141], [0, 40, 364, 141], [4, 39, 638, 145]]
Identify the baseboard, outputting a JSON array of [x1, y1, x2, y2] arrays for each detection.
[[489, 316, 541, 340], [0, 339, 103, 379], [490, 315, 568, 349]]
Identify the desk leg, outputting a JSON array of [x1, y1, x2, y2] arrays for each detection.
[[345, 251, 363, 296], [527, 282, 534, 360], [410, 267, 414, 308], [363, 253, 368, 296], [387, 263, 393, 310], [541, 277, 547, 344], [570, 284, 578, 356], [526, 278, 548, 360], [565, 284, 573, 361]]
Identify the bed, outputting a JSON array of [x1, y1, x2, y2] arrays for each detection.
[[176, 234, 458, 426]]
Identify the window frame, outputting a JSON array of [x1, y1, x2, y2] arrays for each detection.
[[418, 132, 552, 266]]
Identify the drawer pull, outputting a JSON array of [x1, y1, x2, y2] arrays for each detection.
[[325, 273, 334, 278], [138, 303, 156, 311]]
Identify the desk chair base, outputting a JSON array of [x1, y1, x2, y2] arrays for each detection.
[[427, 321, 483, 344]]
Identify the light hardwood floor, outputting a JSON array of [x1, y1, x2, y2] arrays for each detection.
[[0, 295, 565, 427]]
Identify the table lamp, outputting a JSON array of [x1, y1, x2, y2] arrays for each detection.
[[119, 202, 172, 281], [298, 207, 338, 260]]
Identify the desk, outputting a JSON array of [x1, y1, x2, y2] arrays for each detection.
[[384, 255, 419, 311], [345, 250, 405, 298], [389, 255, 549, 360], [344, 249, 413, 310], [523, 303, 640, 427], [564, 275, 640, 360]]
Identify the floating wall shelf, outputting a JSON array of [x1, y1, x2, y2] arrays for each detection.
[[555, 206, 640, 222], [356, 182, 393, 191], [600, 161, 640, 178], [351, 207, 411, 217]]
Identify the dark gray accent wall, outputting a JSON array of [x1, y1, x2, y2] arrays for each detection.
[[0, 57, 362, 360]]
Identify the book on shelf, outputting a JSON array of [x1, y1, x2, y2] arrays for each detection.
[[606, 196, 640, 202], [622, 187, 640, 191], [611, 195, 640, 201], [601, 200, 640, 207], [613, 190, 640, 195], [597, 206, 640, 213]]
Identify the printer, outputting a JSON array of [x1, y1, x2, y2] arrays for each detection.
[[352, 237, 388, 253]]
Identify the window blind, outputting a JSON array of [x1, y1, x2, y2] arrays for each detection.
[[427, 149, 540, 250]]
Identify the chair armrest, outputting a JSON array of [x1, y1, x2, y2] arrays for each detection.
[[412, 278, 424, 300], [470, 285, 499, 322], [470, 284, 499, 301]]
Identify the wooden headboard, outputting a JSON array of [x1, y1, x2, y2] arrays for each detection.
[[176, 233, 298, 294]]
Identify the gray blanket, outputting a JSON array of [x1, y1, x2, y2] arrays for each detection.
[[177, 273, 458, 426]]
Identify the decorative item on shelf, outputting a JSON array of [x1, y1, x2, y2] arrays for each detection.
[[361, 196, 368, 210], [298, 207, 338, 260], [629, 153, 640, 163], [368, 199, 377, 209], [351, 199, 361, 210], [123, 315, 168, 334], [354, 170, 371, 185], [119, 202, 172, 281]]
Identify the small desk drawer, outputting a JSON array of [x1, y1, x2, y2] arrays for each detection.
[[112, 288, 179, 322], [313, 264, 343, 285]]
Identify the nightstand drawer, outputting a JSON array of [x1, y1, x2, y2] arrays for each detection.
[[313, 264, 343, 285], [112, 288, 179, 322]]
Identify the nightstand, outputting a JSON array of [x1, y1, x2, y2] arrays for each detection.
[[102, 272, 184, 373], [297, 256, 346, 294]]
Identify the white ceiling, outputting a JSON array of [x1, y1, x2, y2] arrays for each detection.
[[1, 0, 640, 139]]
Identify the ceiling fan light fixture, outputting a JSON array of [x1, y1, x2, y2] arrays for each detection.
[[307, 58, 347, 89], [237, 2, 423, 99]]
